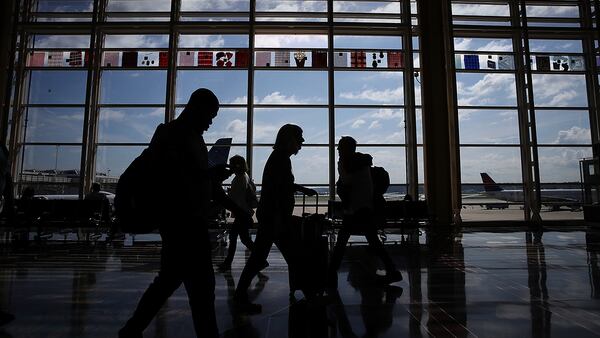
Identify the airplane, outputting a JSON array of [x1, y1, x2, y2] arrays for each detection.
[[480, 172, 582, 211]]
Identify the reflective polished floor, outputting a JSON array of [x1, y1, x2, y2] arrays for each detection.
[[2, 227, 600, 337]]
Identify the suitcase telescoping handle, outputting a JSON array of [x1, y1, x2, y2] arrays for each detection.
[[301, 190, 318, 215]]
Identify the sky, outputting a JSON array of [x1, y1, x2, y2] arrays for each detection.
[[20, 2, 594, 188]]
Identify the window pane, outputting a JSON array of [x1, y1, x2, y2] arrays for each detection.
[[252, 146, 328, 185], [104, 35, 169, 49], [179, 35, 248, 48], [96, 146, 145, 179], [181, 0, 249, 11], [531, 74, 588, 107], [334, 36, 402, 50], [452, 3, 510, 17], [34, 0, 94, 12], [459, 110, 519, 144], [538, 147, 592, 183], [29, 71, 87, 104], [25, 108, 83, 143], [454, 38, 513, 52], [176, 70, 247, 104], [456, 73, 517, 107], [98, 108, 164, 143], [201, 108, 247, 144], [526, 5, 579, 18], [22, 145, 82, 176], [536, 110, 591, 145], [100, 70, 167, 104], [107, 0, 172, 12], [256, 0, 327, 12], [33, 35, 90, 48], [357, 146, 406, 185], [461, 147, 522, 184], [335, 71, 404, 105], [336, 108, 405, 144], [255, 35, 327, 49], [254, 71, 327, 105], [333, 1, 401, 14], [529, 39, 583, 53], [253, 108, 328, 144]]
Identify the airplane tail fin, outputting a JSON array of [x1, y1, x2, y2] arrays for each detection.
[[480, 173, 503, 192], [208, 138, 233, 168]]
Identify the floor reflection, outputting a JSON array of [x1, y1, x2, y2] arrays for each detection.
[[525, 231, 551, 338], [1, 228, 600, 337]]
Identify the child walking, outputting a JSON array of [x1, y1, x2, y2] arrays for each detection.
[[218, 155, 258, 271]]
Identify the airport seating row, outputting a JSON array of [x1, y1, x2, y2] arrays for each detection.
[[0, 199, 112, 241], [326, 199, 429, 232]]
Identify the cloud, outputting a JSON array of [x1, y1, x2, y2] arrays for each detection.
[[368, 121, 381, 129], [452, 4, 508, 16], [351, 119, 366, 129], [531, 74, 584, 107], [107, 1, 171, 11], [457, 74, 516, 106], [255, 92, 311, 104], [340, 87, 403, 103], [554, 126, 591, 144], [257, 0, 326, 12], [226, 119, 246, 134], [255, 35, 327, 48], [58, 113, 85, 121], [384, 132, 404, 144], [179, 35, 226, 48], [527, 5, 578, 17], [538, 148, 592, 181], [253, 123, 281, 142], [105, 35, 169, 49], [147, 108, 164, 117], [181, 0, 248, 11], [454, 38, 512, 52], [231, 96, 248, 104], [370, 108, 403, 120], [99, 110, 125, 122], [34, 35, 90, 48]]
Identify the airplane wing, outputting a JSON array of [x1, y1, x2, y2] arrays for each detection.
[[207, 138, 233, 168]]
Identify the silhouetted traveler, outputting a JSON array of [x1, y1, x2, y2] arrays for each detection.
[[218, 155, 257, 271], [328, 136, 402, 289], [84, 182, 107, 201], [233, 124, 316, 313], [119, 88, 223, 338]]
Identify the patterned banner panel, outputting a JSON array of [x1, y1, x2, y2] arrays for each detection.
[[26, 51, 89, 67]]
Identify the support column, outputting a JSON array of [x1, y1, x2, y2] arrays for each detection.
[[0, 0, 18, 145], [417, 0, 460, 226]]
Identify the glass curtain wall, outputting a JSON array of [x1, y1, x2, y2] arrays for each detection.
[[10, 0, 421, 214], [452, 0, 596, 221]]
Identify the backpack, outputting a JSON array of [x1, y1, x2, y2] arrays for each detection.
[[114, 148, 162, 234], [370, 166, 390, 205]]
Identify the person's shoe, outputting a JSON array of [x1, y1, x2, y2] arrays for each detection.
[[233, 293, 262, 314], [217, 262, 232, 272], [118, 326, 143, 338], [0, 311, 14, 326], [258, 260, 269, 271]]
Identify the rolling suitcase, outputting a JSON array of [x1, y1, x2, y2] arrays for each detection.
[[287, 193, 329, 298]]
